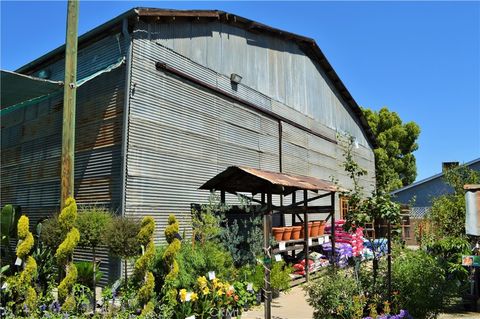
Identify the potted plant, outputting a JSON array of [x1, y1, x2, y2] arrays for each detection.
[[270, 260, 292, 298]]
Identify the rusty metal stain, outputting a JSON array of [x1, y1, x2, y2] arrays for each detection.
[[200, 165, 343, 194]]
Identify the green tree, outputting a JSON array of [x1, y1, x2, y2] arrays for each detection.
[[104, 216, 141, 283], [76, 207, 112, 312], [362, 107, 420, 192], [425, 165, 480, 240]]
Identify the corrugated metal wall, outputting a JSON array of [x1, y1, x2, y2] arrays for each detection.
[[126, 35, 281, 241], [127, 19, 375, 241], [136, 20, 371, 147], [1, 33, 126, 284]]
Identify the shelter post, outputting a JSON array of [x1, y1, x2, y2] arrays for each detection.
[[331, 192, 336, 269], [303, 190, 309, 281], [264, 192, 272, 319]]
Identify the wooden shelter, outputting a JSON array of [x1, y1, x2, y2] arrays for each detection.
[[200, 166, 340, 319]]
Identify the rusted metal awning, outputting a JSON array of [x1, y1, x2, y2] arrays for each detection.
[[199, 166, 341, 195]]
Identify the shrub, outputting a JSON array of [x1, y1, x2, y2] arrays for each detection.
[[39, 214, 66, 250], [392, 248, 446, 319], [74, 261, 103, 289], [270, 260, 292, 292], [304, 269, 365, 319], [55, 197, 80, 309]]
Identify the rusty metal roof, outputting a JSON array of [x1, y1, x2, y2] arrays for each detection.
[[199, 166, 341, 195], [14, 7, 376, 148]]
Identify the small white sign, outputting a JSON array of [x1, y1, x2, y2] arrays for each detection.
[[274, 254, 282, 262], [208, 271, 216, 280], [186, 316, 196, 319], [318, 237, 324, 244], [278, 242, 286, 251], [308, 238, 313, 246], [247, 283, 253, 291], [2, 282, 8, 290], [15, 257, 22, 266], [52, 288, 58, 301], [325, 236, 330, 243], [185, 292, 192, 302]]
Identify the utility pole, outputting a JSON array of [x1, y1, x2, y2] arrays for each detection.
[[61, 0, 79, 209]]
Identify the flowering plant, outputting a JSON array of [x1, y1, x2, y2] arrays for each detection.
[[363, 309, 413, 319]]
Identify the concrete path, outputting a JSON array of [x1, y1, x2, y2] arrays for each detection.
[[242, 285, 314, 319], [241, 285, 480, 319]]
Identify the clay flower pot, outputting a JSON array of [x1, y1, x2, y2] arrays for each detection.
[[318, 220, 326, 235], [272, 227, 285, 241], [311, 221, 320, 237], [308, 222, 313, 237], [291, 226, 302, 240], [282, 227, 293, 241]]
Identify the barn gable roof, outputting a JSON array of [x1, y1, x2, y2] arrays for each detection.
[[15, 7, 377, 147]]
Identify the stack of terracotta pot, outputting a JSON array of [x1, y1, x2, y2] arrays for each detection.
[[272, 220, 326, 241]]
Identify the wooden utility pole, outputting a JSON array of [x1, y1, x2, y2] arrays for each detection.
[[61, 0, 79, 209]]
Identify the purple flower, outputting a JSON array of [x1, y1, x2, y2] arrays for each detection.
[[49, 301, 60, 313], [39, 304, 47, 312]]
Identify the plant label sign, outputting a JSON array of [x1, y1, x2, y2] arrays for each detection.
[[325, 236, 330, 243], [208, 271, 216, 280], [247, 283, 253, 292], [318, 237, 324, 244], [14, 257, 22, 266], [278, 241, 286, 251], [186, 316, 195, 319], [308, 238, 313, 246], [185, 292, 192, 302], [275, 254, 282, 262]]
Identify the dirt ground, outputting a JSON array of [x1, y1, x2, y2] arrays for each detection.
[[242, 285, 480, 319]]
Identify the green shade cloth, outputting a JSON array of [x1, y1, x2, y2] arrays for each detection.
[[1, 70, 63, 109]]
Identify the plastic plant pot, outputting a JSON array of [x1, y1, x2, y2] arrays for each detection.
[[318, 220, 326, 235]]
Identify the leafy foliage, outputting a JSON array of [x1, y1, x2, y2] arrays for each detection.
[[305, 269, 366, 319], [160, 214, 182, 318], [39, 214, 66, 250], [76, 207, 112, 250], [133, 216, 156, 316], [55, 198, 80, 306], [270, 260, 292, 292], [422, 164, 480, 241], [74, 261, 103, 289], [391, 248, 447, 319], [104, 216, 141, 260], [363, 107, 420, 192]]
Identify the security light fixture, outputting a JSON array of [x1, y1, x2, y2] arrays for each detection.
[[230, 73, 242, 84]]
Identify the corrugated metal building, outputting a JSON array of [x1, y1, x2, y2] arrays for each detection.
[[1, 8, 376, 282]]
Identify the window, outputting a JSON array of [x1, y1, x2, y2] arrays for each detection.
[[340, 196, 349, 220]]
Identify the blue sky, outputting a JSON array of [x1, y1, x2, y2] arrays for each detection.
[[1, 1, 479, 182]]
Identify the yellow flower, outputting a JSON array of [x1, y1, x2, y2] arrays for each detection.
[[202, 287, 210, 295], [217, 289, 224, 297], [212, 278, 219, 287], [197, 276, 208, 288], [179, 289, 187, 302], [191, 292, 198, 301]]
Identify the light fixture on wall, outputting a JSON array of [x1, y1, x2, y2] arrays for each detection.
[[230, 73, 243, 84]]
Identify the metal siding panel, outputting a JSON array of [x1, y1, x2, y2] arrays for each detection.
[[31, 33, 126, 82], [140, 20, 372, 147], [126, 38, 279, 241], [1, 65, 125, 285]]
